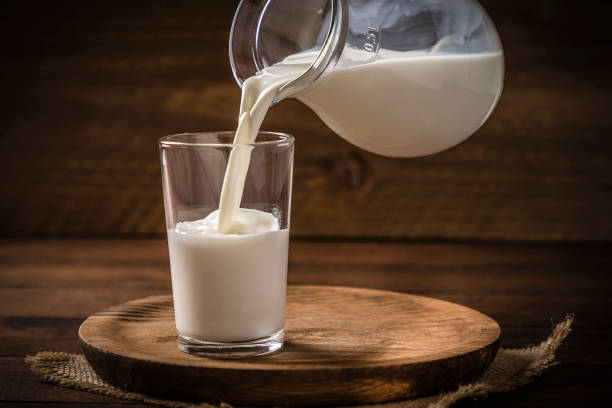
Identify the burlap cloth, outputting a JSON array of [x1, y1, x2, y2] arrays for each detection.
[[26, 315, 573, 408]]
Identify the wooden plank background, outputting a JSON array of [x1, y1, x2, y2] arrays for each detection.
[[1, 0, 611, 241]]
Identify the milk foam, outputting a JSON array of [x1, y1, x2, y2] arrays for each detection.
[[176, 208, 280, 236]]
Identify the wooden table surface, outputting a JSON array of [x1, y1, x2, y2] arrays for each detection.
[[1, 239, 611, 407]]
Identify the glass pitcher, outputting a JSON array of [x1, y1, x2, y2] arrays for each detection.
[[230, 0, 504, 157]]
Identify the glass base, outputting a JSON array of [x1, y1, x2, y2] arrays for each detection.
[[177, 329, 284, 358]]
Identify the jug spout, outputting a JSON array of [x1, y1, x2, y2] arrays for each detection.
[[230, 0, 347, 103]]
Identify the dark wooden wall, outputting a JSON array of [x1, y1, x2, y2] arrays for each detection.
[[1, 0, 611, 241]]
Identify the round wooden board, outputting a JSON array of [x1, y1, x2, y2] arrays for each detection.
[[79, 286, 500, 406]]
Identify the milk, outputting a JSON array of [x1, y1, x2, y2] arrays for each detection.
[[217, 51, 503, 229], [298, 52, 504, 157], [169, 50, 503, 344], [168, 69, 298, 343], [168, 209, 289, 343]]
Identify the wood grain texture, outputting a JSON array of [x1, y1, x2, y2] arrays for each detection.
[[79, 287, 500, 406], [1, 1, 611, 241], [1, 239, 612, 406]]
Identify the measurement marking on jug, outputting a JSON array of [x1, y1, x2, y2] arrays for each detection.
[[364, 26, 380, 53]]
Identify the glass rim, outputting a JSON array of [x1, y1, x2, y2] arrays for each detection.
[[159, 131, 294, 148]]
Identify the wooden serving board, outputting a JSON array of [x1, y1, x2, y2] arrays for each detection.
[[79, 286, 500, 406]]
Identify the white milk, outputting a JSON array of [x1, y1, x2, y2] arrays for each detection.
[[168, 208, 289, 343], [217, 51, 503, 229], [298, 52, 504, 157], [168, 50, 503, 343]]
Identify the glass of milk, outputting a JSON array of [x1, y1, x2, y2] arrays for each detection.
[[159, 132, 294, 358]]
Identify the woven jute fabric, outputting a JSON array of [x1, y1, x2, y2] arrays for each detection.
[[26, 315, 573, 408]]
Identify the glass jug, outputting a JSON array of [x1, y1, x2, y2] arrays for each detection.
[[230, 0, 504, 157]]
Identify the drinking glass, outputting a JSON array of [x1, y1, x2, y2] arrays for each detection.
[[159, 132, 294, 358]]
